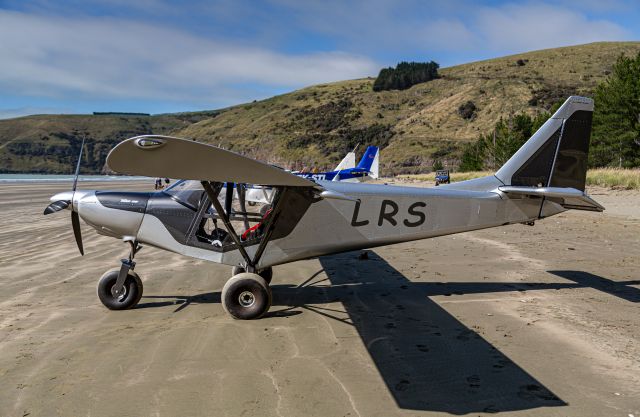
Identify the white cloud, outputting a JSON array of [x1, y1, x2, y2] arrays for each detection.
[[269, 0, 477, 53], [0, 2, 633, 113], [0, 10, 378, 103], [474, 3, 630, 53], [263, 0, 632, 61], [556, 0, 633, 13]]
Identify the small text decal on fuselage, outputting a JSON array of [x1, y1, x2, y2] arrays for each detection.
[[297, 173, 327, 181]]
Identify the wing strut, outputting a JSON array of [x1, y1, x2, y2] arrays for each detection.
[[201, 181, 289, 271], [251, 187, 290, 266], [202, 181, 253, 267]]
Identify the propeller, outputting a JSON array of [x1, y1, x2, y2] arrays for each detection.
[[71, 210, 84, 256], [43, 138, 85, 255]]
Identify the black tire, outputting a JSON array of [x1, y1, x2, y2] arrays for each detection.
[[221, 273, 271, 319], [97, 269, 143, 310], [258, 267, 273, 284], [231, 266, 273, 284]]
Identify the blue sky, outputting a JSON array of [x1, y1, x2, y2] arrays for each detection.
[[0, 0, 638, 118]]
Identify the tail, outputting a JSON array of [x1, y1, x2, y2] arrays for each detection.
[[448, 96, 603, 212], [357, 146, 379, 178], [334, 150, 357, 171], [494, 96, 603, 211]]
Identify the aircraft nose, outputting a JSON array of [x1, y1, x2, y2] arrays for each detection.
[[49, 191, 74, 204], [77, 191, 150, 239], [44, 190, 93, 215]]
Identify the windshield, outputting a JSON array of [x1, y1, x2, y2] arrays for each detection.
[[163, 180, 204, 209]]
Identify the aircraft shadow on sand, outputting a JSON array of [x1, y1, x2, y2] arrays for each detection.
[[548, 270, 640, 303], [135, 249, 640, 413], [137, 254, 639, 413], [312, 251, 565, 414]]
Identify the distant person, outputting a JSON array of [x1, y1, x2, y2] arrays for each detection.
[[155, 178, 163, 190], [164, 178, 170, 186]]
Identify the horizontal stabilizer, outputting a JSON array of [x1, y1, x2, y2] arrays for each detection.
[[107, 135, 315, 187], [499, 186, 604, 212]]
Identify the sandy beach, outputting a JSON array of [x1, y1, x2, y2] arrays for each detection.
[[0, 180, 638, 417]]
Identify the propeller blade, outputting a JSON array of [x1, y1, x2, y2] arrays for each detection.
[[71, 210, 84, 256], [44, 200, 70, 215], [72, 137, 86, 192]]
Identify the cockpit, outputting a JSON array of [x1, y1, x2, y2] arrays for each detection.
[[160, 179, 275, 250]]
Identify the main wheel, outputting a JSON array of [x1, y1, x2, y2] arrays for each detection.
[[97, 269, 143, 310], [221, 273, 271, 319], [231, 266, 273, 284]]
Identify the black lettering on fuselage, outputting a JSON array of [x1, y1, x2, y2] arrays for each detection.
[[404, 201, 427, 227], [378, 200, 399, 226], [350, 199, 428, 228], [350, 200, 369, 227]]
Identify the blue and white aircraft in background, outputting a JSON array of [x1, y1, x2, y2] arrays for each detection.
[[294, 145, 379, 183], [245, 146, 380, 204]]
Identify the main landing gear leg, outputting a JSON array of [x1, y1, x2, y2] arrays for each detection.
[[201, 181, 288, 320], [97, 240, 143, 310], [231, 266, 273, 284]]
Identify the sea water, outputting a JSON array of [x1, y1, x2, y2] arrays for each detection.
[[0, 174, 151, 182]]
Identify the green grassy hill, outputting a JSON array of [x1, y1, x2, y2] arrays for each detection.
[[1, 41, 639, 174], [0, 111, 218, 173]]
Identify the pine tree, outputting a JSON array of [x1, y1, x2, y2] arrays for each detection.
[[373, 61, 439, 92], [591, 52, 640, 167]]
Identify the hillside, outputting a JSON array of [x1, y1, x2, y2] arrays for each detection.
[[1, 42, 639, 174], [0, 111, 218, 173]]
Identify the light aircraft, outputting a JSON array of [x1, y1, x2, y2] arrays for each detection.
[[294, 145, 379, 182], [44, 96, 603, 319], [244, 145, 379, 204]]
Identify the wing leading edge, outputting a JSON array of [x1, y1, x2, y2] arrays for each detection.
[[106, 135, 314, 187]]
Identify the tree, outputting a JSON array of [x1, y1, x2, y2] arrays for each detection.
[[373, 61, 439, 92], [459, 109, 554, 172], [591, 52, 640, 168]]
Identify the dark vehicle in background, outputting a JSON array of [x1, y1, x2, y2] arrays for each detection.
[[435, 170, 450, 186]]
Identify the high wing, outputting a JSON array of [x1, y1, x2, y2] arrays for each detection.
[[107, 135, 314, 187]]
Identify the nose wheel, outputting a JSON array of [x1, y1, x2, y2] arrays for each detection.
[[97, 269, 143, 310], [221, 273, 271, 320], [97, 240, 143, 310]]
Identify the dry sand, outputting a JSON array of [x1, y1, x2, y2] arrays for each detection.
[[0, 180, 638, 417]]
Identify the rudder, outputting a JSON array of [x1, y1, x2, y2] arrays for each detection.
[[495, 96, 593, 191], [357, 146, 379, 178]]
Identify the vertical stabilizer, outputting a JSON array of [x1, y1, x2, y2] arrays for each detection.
[[334, 152, 357, 171], [495, 96, 593, 191], [357, 146, 379, 177]]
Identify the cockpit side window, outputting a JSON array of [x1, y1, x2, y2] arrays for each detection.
[[163, 180, 204, 210]]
